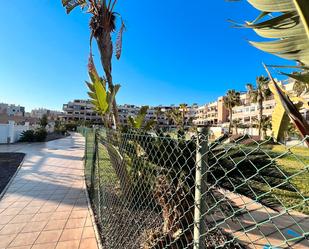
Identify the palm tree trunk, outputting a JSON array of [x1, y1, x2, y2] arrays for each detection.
[[229, 109, 233, 134], [258, 99, 263, 139], [96, 33, 120, 129]]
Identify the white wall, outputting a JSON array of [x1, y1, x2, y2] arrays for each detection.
[[0, 124, 9, 143], [0, 121, 30, 144]]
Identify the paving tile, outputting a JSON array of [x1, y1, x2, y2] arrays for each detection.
[[39, 205, 59, 213], [79, 238, 99, 249], [55, 240, 80, 249], [31, 212, 53, 222], [0, 234, 17, 247], [65, 218, 86, 229], [10, 214, 34, 224], [69, 210, 88, 219], [31, 242, 57, 249], [7, 245, 32, 249], [0, 215, 15, 225], [10, 202, 29, 209], [50, 211, 71, 220], [1, 207, 22, 216], [85, 216, 93, 227], [82, 226, 96, 239], [22, 221, 48, 233], [0, 222, 27, 235], [9, 232, 40, 247], [35, 230, 62, 244], [59, 228, 83, 241], [44, 219, 67, 231], [19, 206, 41, 215]]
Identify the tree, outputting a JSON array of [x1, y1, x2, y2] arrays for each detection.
[[232, 118, 241, 135], [179, 103, 188, 130], [167, 109, 183, 130], [246, 76, 271, 139], [154, 107, 163, 130], [223, 90, 241, 134], [40, 114, 48, 128], [62, 0, 125, 128]]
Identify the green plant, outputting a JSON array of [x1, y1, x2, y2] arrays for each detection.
[[19, 130, 35, 142], [223, 90, 241, 134], [19, 129, 47, 142], [62, 0, 125, 128], [34, 128, 47, 142], [128, 106, 155, 131], [39, 114, 48, 128], [121, 131, 296, 248], [87, 54, 120, 127]]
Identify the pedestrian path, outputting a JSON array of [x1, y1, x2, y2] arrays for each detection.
[[0, 133, 100, 249]]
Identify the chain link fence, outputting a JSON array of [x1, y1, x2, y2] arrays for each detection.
[[78, 127, 309, 249]]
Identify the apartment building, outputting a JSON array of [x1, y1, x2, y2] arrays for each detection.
[[194, 97, 229, 126], [61, 100, 102, 123], [31, 108, 62, 120], [0, 103, 25, 117], [194, 81, 309, 127], [118, 104, 140, 125]]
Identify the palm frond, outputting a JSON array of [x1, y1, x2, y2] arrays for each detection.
[[116, 21, 125, 60], [244, 0, 309, 66], [62, 0, 87, 14]]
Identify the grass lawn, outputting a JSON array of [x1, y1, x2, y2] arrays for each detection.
[[263, 144, 309, 214]]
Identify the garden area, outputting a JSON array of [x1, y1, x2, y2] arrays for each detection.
[[81, 128, 309, 249]]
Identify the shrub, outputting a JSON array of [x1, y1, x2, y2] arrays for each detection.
[[19, 129, 47, 142], [19, 130, 35, 142], [34, 128, 47, 142], [65, 123, 77, 131]]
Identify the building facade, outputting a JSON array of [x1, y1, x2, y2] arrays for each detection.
[[0, 103, 25, 117], [60, 100, 102, 123], [31, 108, 62, 120]]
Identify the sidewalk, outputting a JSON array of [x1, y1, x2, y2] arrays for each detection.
[[0, 133, 100, 249]]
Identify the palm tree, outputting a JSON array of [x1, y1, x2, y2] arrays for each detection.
[[62, 0, 125, 128], [168, 109, 183, 130], [179, 103, 188, 130], [252, 116, 272, 140], [154, 107, 163, 130], [232, 118, 241, 135], [246, 76, 271, 140], [223, 90, 241, 134]]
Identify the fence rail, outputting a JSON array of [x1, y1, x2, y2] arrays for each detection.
[[78, 127, 309, 249]]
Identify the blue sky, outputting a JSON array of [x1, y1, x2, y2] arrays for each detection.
[[0, 0, 291, 111]]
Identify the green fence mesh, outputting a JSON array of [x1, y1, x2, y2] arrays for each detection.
[[78, 127, 309, 249]]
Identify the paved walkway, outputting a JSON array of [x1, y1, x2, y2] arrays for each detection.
[[0, 133, 100, 249]]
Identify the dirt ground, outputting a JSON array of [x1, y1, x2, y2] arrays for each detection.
[[0, 153, 25, 194]]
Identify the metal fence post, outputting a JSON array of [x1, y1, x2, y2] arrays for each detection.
[[193, 127, 208, 249]]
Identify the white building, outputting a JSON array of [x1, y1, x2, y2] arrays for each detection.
[[0, 103, 25, 117]]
